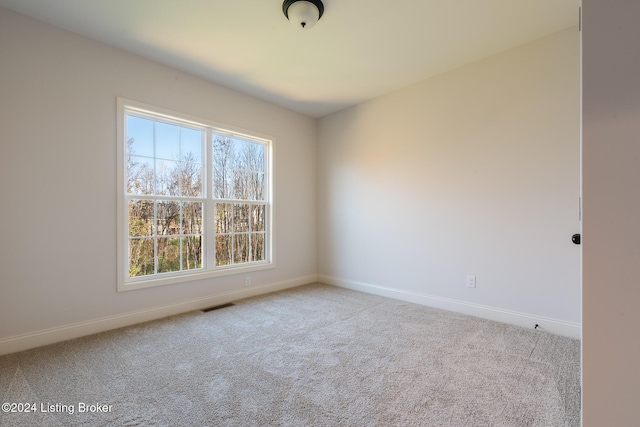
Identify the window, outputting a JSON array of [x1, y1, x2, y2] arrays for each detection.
[[212, 134, 267, 266], [117, 98, 273, 291]]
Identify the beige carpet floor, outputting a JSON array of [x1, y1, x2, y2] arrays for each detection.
[[0, 283, 581, 426]]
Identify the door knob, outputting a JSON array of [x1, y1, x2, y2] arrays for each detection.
[[572, 234, 581, 245]]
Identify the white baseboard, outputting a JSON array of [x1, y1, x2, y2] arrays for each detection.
[[318, 274, 581, 339], [0, 274, 317, 356]]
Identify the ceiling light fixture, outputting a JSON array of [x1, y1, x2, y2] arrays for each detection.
[[282, 0, 324, 30]]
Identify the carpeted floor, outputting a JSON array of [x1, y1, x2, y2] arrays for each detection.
[[0, 283, 581, 426]]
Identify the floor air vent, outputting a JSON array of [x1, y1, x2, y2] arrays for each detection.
[[201, 302, 235, 313]]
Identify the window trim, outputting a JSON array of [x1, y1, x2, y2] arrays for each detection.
[[117, 97, 275, 292]]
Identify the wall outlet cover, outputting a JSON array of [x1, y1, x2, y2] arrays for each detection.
[[466, 275, 476, 288]]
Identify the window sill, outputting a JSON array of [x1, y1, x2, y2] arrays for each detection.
[[117, 262, 275, 292]]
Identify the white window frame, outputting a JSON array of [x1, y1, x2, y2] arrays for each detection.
[[117, 98, 275, 292]]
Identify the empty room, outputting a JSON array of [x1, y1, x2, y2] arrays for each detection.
[[1, 1, 638, 426]]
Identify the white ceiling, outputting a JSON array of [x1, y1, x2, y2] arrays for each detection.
[[0, 0, 579, 118]]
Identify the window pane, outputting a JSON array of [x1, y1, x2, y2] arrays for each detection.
[[157, 201, 180, 236], [157, 237, 180, 273], [235, 170, 264, 200], [181, 162, 202, 197], [213, 135, 234, 199], [233, 138, 264, 171], [129, 238, 154, 277], [251, 205, 265, 232], [251, 144, 265, 172], [127, 115, 154, 157], [233, 170, 250, 200], [215, 203, 232, 234], [127, 156, 154, 195], [234, 204, 250, 232], [212, 135, 265, 200], [253, 172, 265, 201], [234, 234, 250, 263], [155, 121, 180, 160], [156, 159, 180, 196], [182, 202, 203, 235], [128, 199, 154, 237], [182, 236, 202, 270], [252, 233, 265, 262], [232, 138, 250, 164], [216, 235, 231, 266], [181, 127, 202, 163], [212, 173, 228, 199]]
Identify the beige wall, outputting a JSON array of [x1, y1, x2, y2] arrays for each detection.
[[0, 8, 317, 346], [582, 0, 640, 424], [317, 28, 581, 333]]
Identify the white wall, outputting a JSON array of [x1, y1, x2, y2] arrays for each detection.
[[0, 8, 317, 352], [317, 28, 581, 334], [582, 0, 640, 424]]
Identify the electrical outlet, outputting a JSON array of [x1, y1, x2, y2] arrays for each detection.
[[466, 275, 476, 288], [245, 276, 251, 287]]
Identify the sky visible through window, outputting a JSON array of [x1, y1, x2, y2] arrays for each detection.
[[127, 115, 202, 162]]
